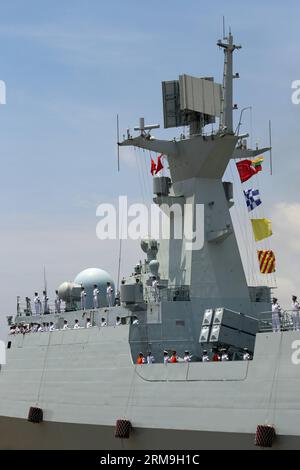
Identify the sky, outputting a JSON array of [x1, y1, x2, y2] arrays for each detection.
[[0, 0, 300, 337]]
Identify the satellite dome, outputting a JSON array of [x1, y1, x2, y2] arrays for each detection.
[[74, 268, 115, 309]]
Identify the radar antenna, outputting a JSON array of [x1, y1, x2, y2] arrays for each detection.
[[134, 117, 160, 136]]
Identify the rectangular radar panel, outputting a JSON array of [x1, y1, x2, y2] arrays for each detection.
[[162, 77, 219, 129], [162, 80, 185, 129], [179, 74, 222, 117]]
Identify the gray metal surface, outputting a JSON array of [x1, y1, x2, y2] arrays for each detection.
[[1, 417, 300, 450], [1, 327, 300, 450], [179, 74, 222, 116], [2, 32, 296, 450]]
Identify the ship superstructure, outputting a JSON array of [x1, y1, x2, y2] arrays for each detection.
[[0, 33, 299, 450]]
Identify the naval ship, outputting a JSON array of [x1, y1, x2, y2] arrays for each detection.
[[0, 32, 299, 450]]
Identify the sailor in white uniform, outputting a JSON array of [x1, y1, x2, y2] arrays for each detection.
[[101, 317, 107, 327], [221, 349, 229, 361], [42, 291, 49, 314], [146, 351, 155, 364], [80, 287, 87, 311], [291, 295, 300, 331], [25, 297, 32, 315], [183, 350, 192, 362], [243, 348, 251, 360], [49, 322, 55, 332], [93, 284, 99, 309], [34, 292, 41, 315], [62, 320, 69, 330], [152, 277, 159, 302], [86, 318, 92, 328], [272, 297, 281, 332], [106, 282, 114, 307], [73, 319, 80, 329], [202, 350, 210, 362], [163, 350, 169, 364], [54, 290, 61, 314]]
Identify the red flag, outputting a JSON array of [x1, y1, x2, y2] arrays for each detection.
[[236, 159, 262, 183], [150, 158, 156, 175], [155, 154, 164, 174]]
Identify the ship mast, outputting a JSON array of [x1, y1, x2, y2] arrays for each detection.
[[218, 31, 241, 134]]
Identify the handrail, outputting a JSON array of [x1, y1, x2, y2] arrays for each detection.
[[16, 301, 66, 316], [144, 285, 190, 303], [258, 309, 299, 332]]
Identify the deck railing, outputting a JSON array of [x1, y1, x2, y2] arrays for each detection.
[[144, 285, 190, 303], [258, 310, 299, 332], [16, 301, 66, 317]]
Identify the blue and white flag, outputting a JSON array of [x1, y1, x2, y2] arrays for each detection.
[[243, 188, 262, 212]]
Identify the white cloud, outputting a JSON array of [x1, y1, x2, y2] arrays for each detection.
[[230, 200, 300, 310], [272, 203, 300, 252], [269, 202, 300, 306]]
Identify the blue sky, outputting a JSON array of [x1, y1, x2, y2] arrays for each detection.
[[1, 0, 300, 335]]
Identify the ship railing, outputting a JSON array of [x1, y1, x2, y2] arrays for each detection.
[[258, 309, 299, 332], [15, 301, 66, 317], [144, 285, 190, 303]]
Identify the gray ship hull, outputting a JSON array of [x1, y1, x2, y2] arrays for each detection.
[[1, 326, 300, 449], [1, 416, 299, 450]]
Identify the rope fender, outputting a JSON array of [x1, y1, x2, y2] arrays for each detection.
[[115, 419, 132, 439], [28, 406, 43, 424], [255, 424, 276, 447]]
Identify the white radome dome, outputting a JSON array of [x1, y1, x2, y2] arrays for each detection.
[[74, 268, 115, 309]]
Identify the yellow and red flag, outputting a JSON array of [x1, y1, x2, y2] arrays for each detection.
[[257, 250, 276, 274]]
